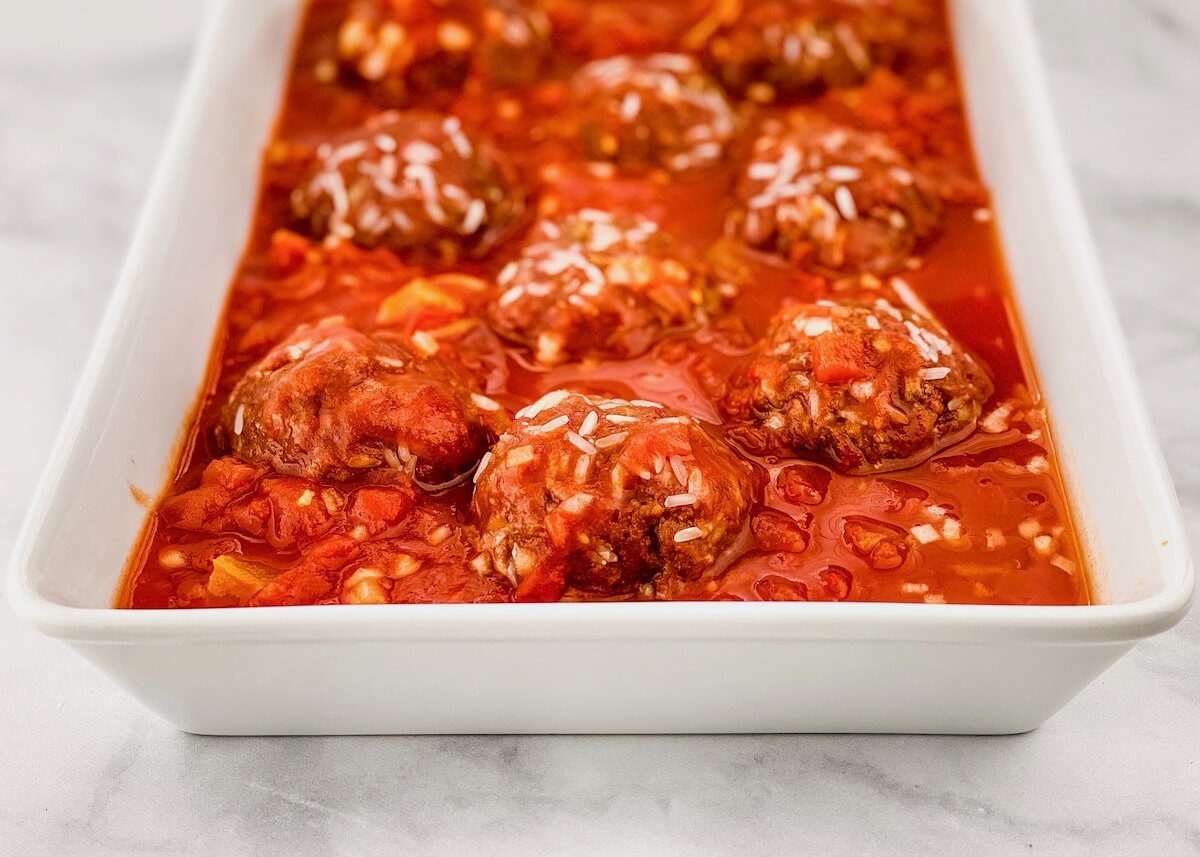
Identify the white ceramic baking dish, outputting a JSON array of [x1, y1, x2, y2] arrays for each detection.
[[7, 0, 1193, 735]]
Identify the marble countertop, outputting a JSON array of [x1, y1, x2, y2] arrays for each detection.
[[1, 1, 1197, 854]]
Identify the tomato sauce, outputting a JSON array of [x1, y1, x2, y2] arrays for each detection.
[[120, 0, 1090, 608]]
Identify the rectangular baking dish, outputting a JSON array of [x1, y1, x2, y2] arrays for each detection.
[[7, 0, 1193, 735]]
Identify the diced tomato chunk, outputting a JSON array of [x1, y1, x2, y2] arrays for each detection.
[[753, 575, 809, 601], [348, 486, 418, 530], [843, 517, 909, 570], [776, 464, 832, 506], [250, 536, 359, 606], [750, 510, 810, 553], [254, 475, 335, 548], [159, 459, 265, 531], [619, 424, 693, 473], [818, 566, 854, 601], [810, 333, 869, 385], [543, 508, 572, 548], [267, 229, 311, 275]]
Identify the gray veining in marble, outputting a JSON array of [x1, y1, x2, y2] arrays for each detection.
[[1, 1, 1198, 854]]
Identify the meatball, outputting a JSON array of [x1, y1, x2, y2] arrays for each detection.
[[487, 210, 729, 365], [472, 390, 758, 600], [692, 0, 912, 100], [218, 317, 507, 485], [568, 53, 737, 173], [337, 0, 551, 98], [724, 300, 992, 472], [542, 0, 706, 59], [727, 116, 941, 273], [290, 112, 526, 261]]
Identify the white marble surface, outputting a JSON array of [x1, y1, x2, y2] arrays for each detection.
[[1, 1, 1198, 853]]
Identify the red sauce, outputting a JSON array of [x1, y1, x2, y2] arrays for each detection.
[[119, 0, 1090, 608]]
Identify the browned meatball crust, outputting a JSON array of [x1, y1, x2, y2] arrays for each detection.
[[568, 53, 738, 173], [724, 300, 992, 472], [486, 210, 731, 365], [219, 317, 507, 485], [290, 112, 527, 261], [472, 391, 758, 600], [728, 116, 941, 274], [691, 0, 916, 100], [337, 0, 551, 99], [542, 0, 708, 59]]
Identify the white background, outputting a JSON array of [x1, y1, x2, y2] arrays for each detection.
[[1, 1, 1198, 854]]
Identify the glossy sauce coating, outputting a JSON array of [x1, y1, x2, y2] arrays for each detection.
[[120, 0, 1090, 608]]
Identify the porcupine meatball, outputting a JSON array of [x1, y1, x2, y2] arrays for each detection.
[[724, 300, 992, 472], [337, 0, 551, 98], [218, 317, 508, 486], [693, 0, 913, 100], [568, 53, 737, 173], [541, 0, 707, 59], [728, 116, 941, 274], [472, 390, 758, 601], [290, 112, 526, 261], [487, 210, 729, 365]]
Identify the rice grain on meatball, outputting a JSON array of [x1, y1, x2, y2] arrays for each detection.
[[291, 112, 526, 261], [219, 317, 507, 485], [728, 116, 941, 273], [569, 53, 738, 173], [487, 210, 730, 365], [472, 391, 758, 600], [724, 300, 992, 472]]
